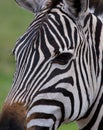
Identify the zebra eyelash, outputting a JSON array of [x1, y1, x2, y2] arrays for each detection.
[[52, 49, 74, 65]]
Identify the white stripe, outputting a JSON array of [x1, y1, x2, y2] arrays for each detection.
[[27, 105, 60, 118], [90, 8, 95, 14], [27, 119, 54, 128], [29, 92, 72, 120]]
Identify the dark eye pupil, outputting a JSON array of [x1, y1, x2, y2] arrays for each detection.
[[53, 53, 72, 65]]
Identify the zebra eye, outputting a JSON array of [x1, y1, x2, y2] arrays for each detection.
[[53, 52, 73, 65]]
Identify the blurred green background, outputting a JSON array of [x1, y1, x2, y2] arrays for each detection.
[[0, 0, 78, 129]]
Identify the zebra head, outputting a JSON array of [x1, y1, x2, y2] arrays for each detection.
[[0, 0, 103, 130]]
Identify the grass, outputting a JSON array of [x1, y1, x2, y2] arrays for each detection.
[[0, 0, 33, 109], [0, 0, 78, 129]]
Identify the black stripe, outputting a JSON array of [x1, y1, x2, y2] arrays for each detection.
[[95, 18, 102, 59], [81, 94, 103, 130], [40, 26, 51, 59], [32, 126, 49, 130], [79, 43, 90, 106], [28, 113, 56, 130], [98, 117, 103, 130], [43, 20, 60, 52], [29, 99, 65, 125], [84, 13, 91, 28], [63, 16, 74, 49], [74, 60, 82, 119], [38, 83, 74, 118]]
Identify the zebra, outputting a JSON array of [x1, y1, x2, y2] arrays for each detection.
[[0, 0, 103, 130]]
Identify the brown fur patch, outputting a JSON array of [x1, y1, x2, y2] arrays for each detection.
[[0, 103, 27, 130]]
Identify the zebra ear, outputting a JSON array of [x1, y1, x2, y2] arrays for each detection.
[[64, 0, 89, 17], [15, 0, 50, 13], [89, 0, 103, 15]]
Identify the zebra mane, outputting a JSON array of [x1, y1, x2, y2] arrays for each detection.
[[89, 0, 103, 21]]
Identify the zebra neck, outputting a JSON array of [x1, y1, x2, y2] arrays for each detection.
[[76, 84, 103, 130]]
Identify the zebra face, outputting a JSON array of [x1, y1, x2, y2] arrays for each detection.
[[6, 10, 90, 129], [1, 0, 103, 130]]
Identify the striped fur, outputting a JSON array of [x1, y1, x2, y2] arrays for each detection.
[[0, 0, 103, 130]]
